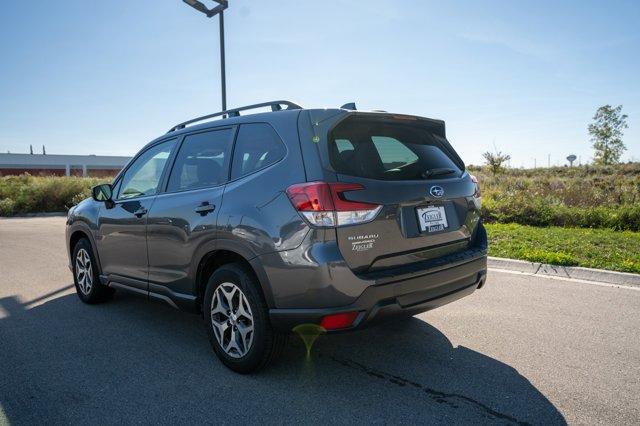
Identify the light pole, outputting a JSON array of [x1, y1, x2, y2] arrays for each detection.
[[182, 0, 229, 112]]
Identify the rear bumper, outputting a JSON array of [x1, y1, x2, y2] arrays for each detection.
[[269, 255, 487, 332]]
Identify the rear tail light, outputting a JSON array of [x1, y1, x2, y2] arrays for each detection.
[[320, 311, 359, 330], [470, 174, 481, 198], [286, 181, 382, 227]]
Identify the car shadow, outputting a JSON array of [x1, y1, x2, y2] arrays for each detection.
[[0, 289, 566, 425]]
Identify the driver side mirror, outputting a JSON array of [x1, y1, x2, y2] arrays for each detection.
[[92, 183, 113, 203]]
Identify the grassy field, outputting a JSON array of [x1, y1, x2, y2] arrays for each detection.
[[471, 163, 640, 231], [486, 223, 640, 273]]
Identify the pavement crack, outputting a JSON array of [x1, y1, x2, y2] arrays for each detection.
[[325, 353, 531, 425]]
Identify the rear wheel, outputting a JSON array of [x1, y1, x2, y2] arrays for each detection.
[[72, 238, 114, 304], [204, 263, 287, 373]]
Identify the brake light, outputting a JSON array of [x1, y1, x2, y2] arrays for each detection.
[[470, 174, 481, 198], [391, 114, 418, 121], [320, 311, 359, 330], [286, 181, 382, 227]]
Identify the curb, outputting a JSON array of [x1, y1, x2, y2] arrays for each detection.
[[0, 212, 67, 219], [488, 257, 640, 287]]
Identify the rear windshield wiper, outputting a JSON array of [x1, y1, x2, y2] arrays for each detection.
[[421, 168, 457, 179]]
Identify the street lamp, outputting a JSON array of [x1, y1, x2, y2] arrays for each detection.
[[182, 0, 229, 112]]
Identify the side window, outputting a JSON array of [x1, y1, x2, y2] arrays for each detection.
[[117, 139, 176, 200], [231, 123, 285, 180], [167, 128, 234, 192]]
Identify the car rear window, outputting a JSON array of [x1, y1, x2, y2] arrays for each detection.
[[329, 116, 463, 180]]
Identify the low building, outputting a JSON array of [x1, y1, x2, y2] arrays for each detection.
[[0, 153, 131, 177]]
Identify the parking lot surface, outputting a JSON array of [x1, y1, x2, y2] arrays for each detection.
[[1, 217, 639, 425]]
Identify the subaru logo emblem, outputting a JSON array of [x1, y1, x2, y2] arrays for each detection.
[[430, 186, 444, 198]]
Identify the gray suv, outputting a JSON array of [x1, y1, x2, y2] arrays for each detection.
[[66, 100, 487, 373]]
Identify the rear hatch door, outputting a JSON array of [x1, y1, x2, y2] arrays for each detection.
[[327, 113, 480, 274]]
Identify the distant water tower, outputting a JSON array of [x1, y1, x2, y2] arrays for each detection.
[[567, 154, 577, 167]]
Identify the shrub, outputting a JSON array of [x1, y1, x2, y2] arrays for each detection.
[[482, 202, 640, 231], [0, 198, 16, 216], [0, 174, 110, 216]]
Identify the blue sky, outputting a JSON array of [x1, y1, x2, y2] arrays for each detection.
[[1, 0, 638, 167]]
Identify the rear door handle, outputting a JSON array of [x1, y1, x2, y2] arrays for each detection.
[[133, 208, 148, 218], [194, 203, 215, 216]]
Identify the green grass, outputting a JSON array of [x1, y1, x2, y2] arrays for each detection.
[[486, 223, 640, 274]]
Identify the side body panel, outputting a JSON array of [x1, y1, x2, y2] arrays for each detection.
[[216, 114, 308, 259], [95, 196, 155, 288], [146, 186, 225, 299]]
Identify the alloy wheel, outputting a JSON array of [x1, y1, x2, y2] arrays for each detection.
[[210, 282, 254, 358], [75, 248, 93, 295]]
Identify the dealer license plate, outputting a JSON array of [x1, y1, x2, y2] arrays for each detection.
[[416, 206, 448, 233]]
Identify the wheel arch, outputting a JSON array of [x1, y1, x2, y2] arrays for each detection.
[[195, 245, 275, 313], [68, 225, 103, 275]]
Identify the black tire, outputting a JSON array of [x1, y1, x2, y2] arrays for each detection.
[[72, 238, 114, 304], [203, 263, 287, 373]]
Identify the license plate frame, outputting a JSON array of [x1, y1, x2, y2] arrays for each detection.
[[416, 205, 449, 233]]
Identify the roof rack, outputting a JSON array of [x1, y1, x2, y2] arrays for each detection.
[[167, 100, 303, 133]]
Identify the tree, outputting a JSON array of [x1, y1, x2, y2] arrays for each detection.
[[589, 105, 628, 165], [482, 150, 511, 174]]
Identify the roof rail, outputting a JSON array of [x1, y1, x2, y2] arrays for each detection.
[[167, 100, 303, 133]]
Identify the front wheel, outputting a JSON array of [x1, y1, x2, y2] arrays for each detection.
[[204, 263, 287, 373], [72, 238, 114, 304]]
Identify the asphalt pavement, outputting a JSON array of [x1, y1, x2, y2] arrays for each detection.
[[1, 217, 639, 425]]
